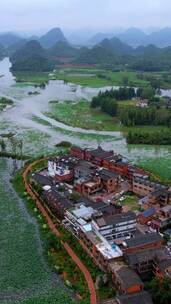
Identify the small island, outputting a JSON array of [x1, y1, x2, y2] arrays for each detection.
[[0, 97, 14, 111]]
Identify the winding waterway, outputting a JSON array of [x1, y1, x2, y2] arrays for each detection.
[[0, 57, 171, 165]]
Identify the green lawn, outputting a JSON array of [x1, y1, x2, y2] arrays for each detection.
[[121, 195, 139, 211]]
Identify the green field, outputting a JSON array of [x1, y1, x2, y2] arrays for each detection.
[[46, 100, 170, 134], [138, 156, 171, 184], [12, 67, 171, 89], [52, 67, 171, 89], [14, 72, 50, 85], [32, 115, 117, 142], [46, 100, 117, 131], [55, 68, 149, 88], [0, 159, 76, 304]]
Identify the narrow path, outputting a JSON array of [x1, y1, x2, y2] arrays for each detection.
[[22, 158, 98, 304]]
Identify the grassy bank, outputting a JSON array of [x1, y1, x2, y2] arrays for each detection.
[[54, 68, 149, 88], [14, 72, 50, 86], [32, 115, 117, 141], [12, 67, 171, 89], [46, 100, 170, 135], [53, 67, 171, 89], [46, 100, 117, 131]]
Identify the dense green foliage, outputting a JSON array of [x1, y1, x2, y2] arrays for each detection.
[[11, 55, 52, 72], [145, 277, 171, 304], [76, 38, 171, 71], [91, 87, 137, 116], [127, 129, 171, 145], [120, 106, 171, 127], [10, 41, 52, 72], [9, 34, 171, 72], [50, 41, 78, 58], [0, 97, 14, 111]]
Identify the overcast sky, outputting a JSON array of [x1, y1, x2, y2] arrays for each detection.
[[1, 0, 171, 33]]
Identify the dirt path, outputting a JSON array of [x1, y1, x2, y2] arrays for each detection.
[[23, 158, 98, 304]]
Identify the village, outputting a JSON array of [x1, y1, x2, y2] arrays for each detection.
[[30, 145, 171, 304]]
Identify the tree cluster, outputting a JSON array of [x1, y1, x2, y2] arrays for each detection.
[[145, 277, 171, 304], [91, 87, 137, 116], [120, 107, 171, 127], [127, 129, 171, 145]]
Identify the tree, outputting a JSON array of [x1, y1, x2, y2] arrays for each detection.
[[146, 277, 171, 304]]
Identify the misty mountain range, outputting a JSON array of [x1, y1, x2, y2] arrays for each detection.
[[2, 27, 171, 72], [2, 26, 171, 50]]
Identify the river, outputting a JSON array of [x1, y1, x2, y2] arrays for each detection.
[[0, 57, 171, 166]]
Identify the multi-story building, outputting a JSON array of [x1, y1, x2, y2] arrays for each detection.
[[43, 186, 73, 219], [48, 158, 74, 182], [125, 248, 169, 278], [138, 207, 156, 225], [92, 211, 137, 242], [133, 176, 167, 198], [63, 204, 123, 272], [84, 146, 113, 166], [150, 205, 171, 230], [99, 168, 119, 193], [123, 233, 163, 254], [111, 264, 144, 294]]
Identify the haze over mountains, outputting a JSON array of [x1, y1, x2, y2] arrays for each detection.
[[2, 26, 171, 50], [88, 27, 171, 48], [2, 26, 171, 72]]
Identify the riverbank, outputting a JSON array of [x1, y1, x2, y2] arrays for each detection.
[[13, 67, 171, 89], [46, 99, 170, 134], [54, 67, 171, 89]]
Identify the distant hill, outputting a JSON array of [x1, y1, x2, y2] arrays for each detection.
[[76, 37, 133, 64], [0, 32, 22, 48], [75, 45, 116, 65], [145, 28, 171, 47], [11, 40, 46, 63], [39, 28, 67, 48], [49, 41, 78, 58], [10, 40, 51, 72], [117, 28, 147, 47], [11, 54, 51, 72], [75, 36, 171, 70], [116, 27, 171, 48], [88, 32, 114, 46], [98, 37, 133, 55], [7, 38, 27, 56]]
